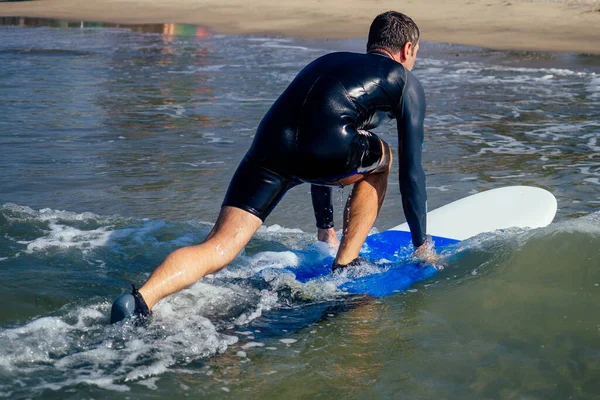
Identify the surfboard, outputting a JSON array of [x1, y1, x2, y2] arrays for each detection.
[[284, 186, 557, 297]]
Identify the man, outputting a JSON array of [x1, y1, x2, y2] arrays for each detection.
[[110, 11, 436, 323]]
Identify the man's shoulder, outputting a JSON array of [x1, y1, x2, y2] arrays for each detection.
[[322, 51, 362, 58], [403, 68, 425, 94], [300, 52, 372, 78], [308, 51, 405, 78]]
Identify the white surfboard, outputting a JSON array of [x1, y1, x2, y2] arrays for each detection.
[[391, 186, 557, 240]]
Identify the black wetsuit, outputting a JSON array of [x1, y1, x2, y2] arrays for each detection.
[[223, 51, 428, 248]]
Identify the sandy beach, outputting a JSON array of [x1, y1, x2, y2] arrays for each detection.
[[1, 0, 600, 53]]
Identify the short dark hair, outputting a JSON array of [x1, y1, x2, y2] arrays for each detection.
[[366, 11, 420, 54]]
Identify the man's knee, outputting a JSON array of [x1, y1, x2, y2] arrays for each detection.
[[206, 206, 262, 246]]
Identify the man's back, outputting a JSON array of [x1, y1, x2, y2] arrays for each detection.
[[249, 51, 419, 180]]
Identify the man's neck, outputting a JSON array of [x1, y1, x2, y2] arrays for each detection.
[[367, 49, 394, 59]]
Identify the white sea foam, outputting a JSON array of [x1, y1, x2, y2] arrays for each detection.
[[419, 67, 444, 75], [542, 162, 600, 176], [435, 58, 589, 78], [174, 160, 225, 166], [259, 224, 303, 234], [418, 58, 447, 68], [257, 42, 319, 52], [456, 213, 600, 259], [234, 290, 278, 325], [0, 207, 306, 392], [585, 135, 600, 153], [0, 292, 239, 393], [268, 71, 298, 83], [246, 37, 293, 43], [543, 212, 600, 235], [588, 76, 600, 99], [187, 64, 227, 72], [1, 203, 110, 223], [241, 342, 265, 349], [420, 58, 595, 98], [250, 251, 299, 271], [137, 377, 160, 390], [477, 134, 539, 155], [488, 66, 584, 76], [525, 122, 597, 142], [427, 185, 451, 192], [18, 222, 113, 253], [155, 104, 186, 117], [490, 173, 530, 179], [223, 93, 275, 103]]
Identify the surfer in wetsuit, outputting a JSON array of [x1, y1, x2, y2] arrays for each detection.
[[110, 11, 438, 323]]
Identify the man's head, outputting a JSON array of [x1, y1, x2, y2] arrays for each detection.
[[366, 11, 420, 70]]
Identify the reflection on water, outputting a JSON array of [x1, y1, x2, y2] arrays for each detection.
[[0, 17, 211, 37], [95, 26, 218, 196]]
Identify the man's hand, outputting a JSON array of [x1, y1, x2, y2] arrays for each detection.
[[318, 228, 340, 248], [413, 236, 446, 270]]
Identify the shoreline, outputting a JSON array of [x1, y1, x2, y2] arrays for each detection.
[[1, 0, 600, 54]]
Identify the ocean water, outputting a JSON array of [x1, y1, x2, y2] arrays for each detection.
[[1, 19, 599, 399]]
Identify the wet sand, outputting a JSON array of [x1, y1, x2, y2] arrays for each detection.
[[1, 0, 599, 53]]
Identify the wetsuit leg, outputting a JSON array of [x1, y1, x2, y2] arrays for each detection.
[[222, 155, 299, 221], [311, 185, 334, 229]]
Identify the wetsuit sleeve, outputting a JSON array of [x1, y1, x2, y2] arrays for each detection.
[[311, 185, 334, 229], [395, 70, 427, 248]]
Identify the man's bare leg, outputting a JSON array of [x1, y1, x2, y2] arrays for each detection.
[[334, 142, 392, 266], [138, 206, 262, 309]]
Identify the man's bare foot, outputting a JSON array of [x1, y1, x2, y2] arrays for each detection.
[[413, 236, 446, 270], [317, 227, 340, 248]]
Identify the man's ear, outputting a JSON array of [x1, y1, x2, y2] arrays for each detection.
[[401, 42, 414, 62]]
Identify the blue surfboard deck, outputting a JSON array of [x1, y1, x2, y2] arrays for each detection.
[[284, 230, 460, 297]]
